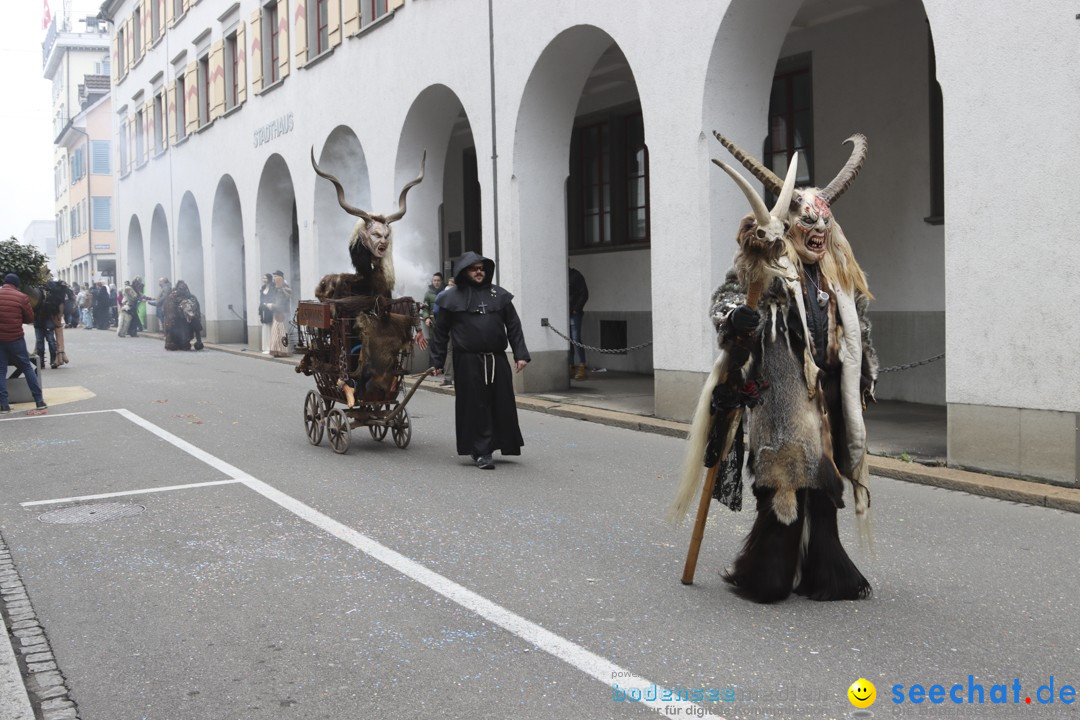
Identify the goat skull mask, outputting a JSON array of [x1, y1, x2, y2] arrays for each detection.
[[713, 132, 867, 265], [310, 147, 426, 266]]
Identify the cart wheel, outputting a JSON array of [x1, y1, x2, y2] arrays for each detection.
[[391, 409, 412, 449], [304, 391, 324, 446], [369, 423, 388, 441], [327, 409, 351, 454]]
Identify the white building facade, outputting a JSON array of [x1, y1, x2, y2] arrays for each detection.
[[101, 0, 1080, 485]]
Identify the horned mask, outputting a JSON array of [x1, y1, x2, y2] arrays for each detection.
[[713, 132, 867, 268], [311, 148, 427, 291]]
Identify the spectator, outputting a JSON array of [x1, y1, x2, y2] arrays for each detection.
[[77, 284, 93, 329], [0, 274, 47, 415], [257, 273, 275, 354], [568, 267, 589, 380], [269, 270, 292, 358]]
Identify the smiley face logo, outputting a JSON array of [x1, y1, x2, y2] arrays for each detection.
[[848, 678, 876, 708]]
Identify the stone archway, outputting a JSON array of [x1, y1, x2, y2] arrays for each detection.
[[125, 216, 145, 281], [176, 192, 206, 306], [313, 126, 370, 278], [513, 27, 650, 393], [210, 175, 246, 343], [255, 154, 300, 302], [391, 84, 479, 300]]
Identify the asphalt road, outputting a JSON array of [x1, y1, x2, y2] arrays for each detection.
[[1, 328, 1078, 720]]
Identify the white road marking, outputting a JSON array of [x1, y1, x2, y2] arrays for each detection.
[[0, 408, 117, 423], [21, 480, 244, 507], [112, 408, 725, 719]]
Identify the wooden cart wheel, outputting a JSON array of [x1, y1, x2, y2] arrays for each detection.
[[369, 423, 389, 441], [327, 409, 351, 454], [303, 391, 324, 446], [391, 408, 412, 449]]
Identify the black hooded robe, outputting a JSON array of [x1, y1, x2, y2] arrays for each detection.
[[429, 251, 531, 458]]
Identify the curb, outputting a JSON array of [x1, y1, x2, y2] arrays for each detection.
[[0, 535, 80, 720], [180, 334, 1080, 514]]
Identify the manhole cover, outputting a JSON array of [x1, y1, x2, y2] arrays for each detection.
[[38, 502, 145, 525]]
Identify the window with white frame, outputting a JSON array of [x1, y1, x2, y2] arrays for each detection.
[[119, 117, 130, 171], [175, 72, 187, 140], [225, 30, 239, 111], [133, 4, 142, 61], [308, 0, 329, 58], [197, 51, 210, 126], [151, 0, 161, 42], [262, 1, 281, 85], [153, 91, 165, 152], [135, 107, 146, 163], [117, 25, 127, 72]]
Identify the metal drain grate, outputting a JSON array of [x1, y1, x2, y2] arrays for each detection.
[[38, 502, 146, 525]]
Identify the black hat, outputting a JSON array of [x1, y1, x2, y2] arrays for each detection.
[[3, 273, 20, 288], [273, 270, 285, 277]]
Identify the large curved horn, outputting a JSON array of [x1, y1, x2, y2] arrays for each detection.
[[384, 150, 427, 224], [712, 158, 771, 228], [772, 152, 798, 218], [311, 147, 372, 221], [817, 133, 868, 206], [713, 131, 784, 194]]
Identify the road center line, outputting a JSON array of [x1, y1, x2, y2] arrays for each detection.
[[21, 480, 244, 507], [113, 408, 724, 719]]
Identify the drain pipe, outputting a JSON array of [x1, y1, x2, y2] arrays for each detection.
[[487, 0, 500, 284]]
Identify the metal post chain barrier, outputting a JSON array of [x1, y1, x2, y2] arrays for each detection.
[[543, 322, 653, 354], [878, 352, 945, 374], [545, 319, 941, 370]]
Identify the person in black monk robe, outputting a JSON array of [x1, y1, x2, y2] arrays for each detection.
[[429, 251, 530, 470]]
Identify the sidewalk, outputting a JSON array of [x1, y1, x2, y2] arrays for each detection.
[[155, 335, 1080, 513]]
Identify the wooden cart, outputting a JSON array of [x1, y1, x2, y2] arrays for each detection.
[[296, 298, 431, 454]]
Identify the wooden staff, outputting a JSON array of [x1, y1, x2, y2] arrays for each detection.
[[680, 281, 762, 585]]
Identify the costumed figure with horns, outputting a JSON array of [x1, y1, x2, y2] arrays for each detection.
[[671, 133, 878, 604], [306, 149, 428, 407]]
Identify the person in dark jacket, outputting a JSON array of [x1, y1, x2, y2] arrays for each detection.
[[568, 267, 589, 380], [429, 252, 530, 470], [0, 274, 47, 414]]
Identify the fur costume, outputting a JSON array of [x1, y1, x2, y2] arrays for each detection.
[[301, 147, 427, 403], [673, 134, 878, 603], [162, 281, 204, 351]]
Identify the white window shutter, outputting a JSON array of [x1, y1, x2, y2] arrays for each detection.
[[209, 40, 225, 120], [277, 0, 290, 79], [237, 22, 247, 104], [294, 0, 307, 66], [329, 0, 341, 48]]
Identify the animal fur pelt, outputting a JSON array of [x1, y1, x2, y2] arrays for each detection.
[[351, 312, 415, 397], [162, 281, 204, 351]]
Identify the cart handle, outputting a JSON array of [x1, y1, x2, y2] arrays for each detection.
[[383, 368, 436, 424]]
